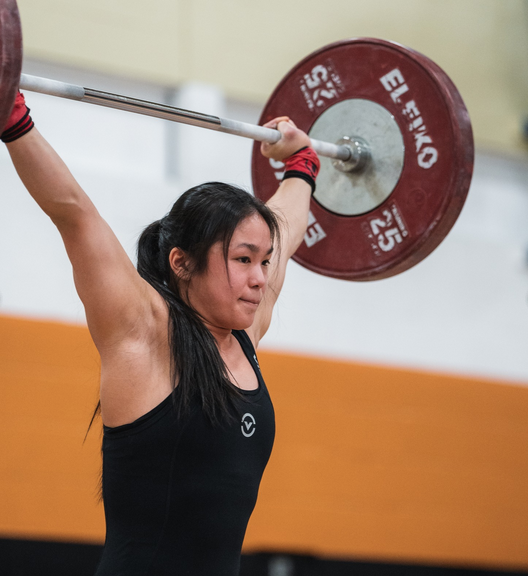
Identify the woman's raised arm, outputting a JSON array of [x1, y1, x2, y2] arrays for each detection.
[[4, 96, 164, 353], [250, 117, 319, 344]]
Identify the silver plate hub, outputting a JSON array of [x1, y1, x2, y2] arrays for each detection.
[[309, 99, 405, 216]]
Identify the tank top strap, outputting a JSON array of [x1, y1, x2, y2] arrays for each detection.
[[232, 330, 265, 390], [232, 329, 255, 355]]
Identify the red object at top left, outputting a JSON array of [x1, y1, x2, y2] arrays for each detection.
[[0, 0, 23, 133]]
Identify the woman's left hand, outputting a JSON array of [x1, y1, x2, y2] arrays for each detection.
[[260, 116, 311, 161]]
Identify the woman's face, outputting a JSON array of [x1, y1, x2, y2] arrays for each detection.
[[186, 213, 273, 332]]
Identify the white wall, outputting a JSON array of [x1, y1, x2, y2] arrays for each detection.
[[2, 60, 528, 385]]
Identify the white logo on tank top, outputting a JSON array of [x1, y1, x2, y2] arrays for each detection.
[[241, 413, 256, 437]]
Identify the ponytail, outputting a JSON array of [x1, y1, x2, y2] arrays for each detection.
[[136, 219, 173, 299]]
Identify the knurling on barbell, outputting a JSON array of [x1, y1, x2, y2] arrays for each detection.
[[0, 0, 474, 282]]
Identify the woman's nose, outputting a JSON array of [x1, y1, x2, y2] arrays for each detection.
[[251, 265, 266, 287]]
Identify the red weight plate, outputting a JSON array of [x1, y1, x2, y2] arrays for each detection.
[[251, 38, 474, 281], [0, 0, 22, 133]]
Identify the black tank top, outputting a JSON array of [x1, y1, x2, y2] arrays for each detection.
[[94, 330, 275, 576]]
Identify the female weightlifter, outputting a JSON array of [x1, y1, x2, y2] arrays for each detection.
[[1, 93, 319, 576]]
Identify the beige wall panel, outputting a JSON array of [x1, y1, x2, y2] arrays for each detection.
[[17, 0, 528, 153], [18, 0, 185, 83]]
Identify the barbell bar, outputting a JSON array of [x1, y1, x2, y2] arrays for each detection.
[[17, 73, 358, 164]]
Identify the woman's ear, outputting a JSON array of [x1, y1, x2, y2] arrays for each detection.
[[169, 247, 191, 280]]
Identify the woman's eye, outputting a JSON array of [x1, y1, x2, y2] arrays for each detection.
[[262, 259, 271, 267], [239, 257, 250, 263]]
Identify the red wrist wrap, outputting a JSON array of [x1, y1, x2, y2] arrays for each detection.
[[1, 92, 35, 143], [282, 146, 320, 194]]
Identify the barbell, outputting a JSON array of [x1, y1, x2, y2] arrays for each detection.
[[0, 0, 474, 281]]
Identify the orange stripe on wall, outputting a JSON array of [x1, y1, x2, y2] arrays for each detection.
[[0, 314, 104, 543], [1, 314, 527, 570], [247, 350, 528, 570]]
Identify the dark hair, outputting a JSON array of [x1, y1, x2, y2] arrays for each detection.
[[136, 182, 280, 425]]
